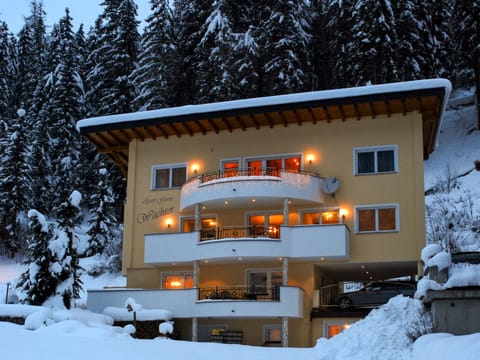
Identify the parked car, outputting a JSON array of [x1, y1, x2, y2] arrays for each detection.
[[337, 281, 416, 309]]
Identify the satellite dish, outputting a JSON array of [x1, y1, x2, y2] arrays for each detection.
[[322, 177, 340, 195]]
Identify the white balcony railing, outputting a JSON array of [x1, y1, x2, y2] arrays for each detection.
[[87, 286, 303, 319], [180, 170, 324, 211], [144, 224, 349, 264]]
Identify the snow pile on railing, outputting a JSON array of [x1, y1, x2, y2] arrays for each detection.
[[415, 244, 480, 300]]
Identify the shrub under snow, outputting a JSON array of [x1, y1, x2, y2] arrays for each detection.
[[314, 296, 431, 360]]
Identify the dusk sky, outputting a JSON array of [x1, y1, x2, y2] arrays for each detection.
[[0, 0, 151, 34]]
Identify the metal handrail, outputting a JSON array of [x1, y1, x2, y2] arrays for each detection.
[[199, 285, 280, 301], [187, 167, 321, 184], [200, 225, 281, 241]]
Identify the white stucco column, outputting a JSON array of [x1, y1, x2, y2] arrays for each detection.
[[193, 260, 199, 288], [192, 317, 198, 342], [282, 317, 288, 347], [282, 257, 288, 286], [283, 198, 289, 225], [194, 203, 201, 231]]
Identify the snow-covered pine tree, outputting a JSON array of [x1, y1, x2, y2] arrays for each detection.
[[172, 0, 212, 105], [310, 0, 333, 90], [233, 25, 261, 98], [17, 209, 57, 305], [0, 21, 15, 120], [195, 0, 237, 103], [41, 8, 86, 211], [0, 108, 32, 257], [418, 0, 452, 79], [258, 0, 313, 95], [131, 0, 177, 110], [348, 0, 399, 85], [324, 0, 355, 88], [51, 191, 84, 309], [452, 0, 480, 128], [15, 0, 47, 112], [392, 0, 422, 81], [85, 0, 140, 116], [86, 166, 118, 257]]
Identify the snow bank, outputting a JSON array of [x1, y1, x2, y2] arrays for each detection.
[[413, 333, 480, 360], [314, 296, 431, 360], [104, 306, 173, 321], [0, 304, 43, 318]]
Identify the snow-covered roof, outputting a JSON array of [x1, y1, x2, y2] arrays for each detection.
[[77, 79, 451, 175], [77, 79, 451, 131]]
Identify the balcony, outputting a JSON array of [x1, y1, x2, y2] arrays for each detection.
[[87, 286, 303, 318], [180, 168, 324, 211], [144, 224, 349, 264]]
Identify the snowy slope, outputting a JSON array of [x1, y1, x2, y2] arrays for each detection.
[[1, 90, 479, 359]]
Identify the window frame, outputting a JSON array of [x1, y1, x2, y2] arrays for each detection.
[[353, 145, 398, 175], [299, 207, 341, 225], [263, 324, 282, 345], [324, 320, 356, 338], [180, 214, 218, 232], [161, 271, 193, 289], [151, 162, 187, 190], [243, 153, 303, 172], [354, 203, 400, 234]]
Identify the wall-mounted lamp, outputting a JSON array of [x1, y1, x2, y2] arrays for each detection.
[[306, 154, 315, 164], [340, 209, 348, 223], [165, 218, 172, 229], [191, 164, 199, 174]]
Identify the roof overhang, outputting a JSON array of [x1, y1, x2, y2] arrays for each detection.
[[77, 79, 451, 176]]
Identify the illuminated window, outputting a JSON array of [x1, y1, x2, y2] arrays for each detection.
[[151, 163, 187, 189], [354, 145, 398, 175], [301, 209, 340, 225], [221, 159, 239, 177], [355, 204, 399, 233], [163, 273, 193, 289], [326, 321, 354, 338], [181, 216, 217, 232], [245, 153, 302, 176], [248, 212, 283, 238], [264, 325, 282, 344]]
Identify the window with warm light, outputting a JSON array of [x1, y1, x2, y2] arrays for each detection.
[[181, 216, 217, 232], [263, 325, 282, 345], [248, 212, 283, 238], [325, 321, 354, 338], [151, 163, 187, 190], [162, 273, 193, 289], [355, 204, 399, 233], [301, 209, 340, 225], [221, 159, 239, 177], [245, 153, 302, 176]]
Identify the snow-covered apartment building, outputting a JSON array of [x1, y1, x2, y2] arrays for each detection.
[[77, 79, 451, 347]]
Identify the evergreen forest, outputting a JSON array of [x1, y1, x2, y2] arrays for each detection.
[[0, 1, 479, 305]]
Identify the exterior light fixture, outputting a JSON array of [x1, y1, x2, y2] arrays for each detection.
[[340, 209, 348, 223], [306, 154, 315, 164], [165, 218, 172, 228], [191, 164, 199, 174]]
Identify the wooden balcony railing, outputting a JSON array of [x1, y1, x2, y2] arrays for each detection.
[[200, 225, 281, 241], [198, 285, 280, 301]]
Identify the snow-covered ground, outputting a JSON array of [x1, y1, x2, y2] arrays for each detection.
[[1, 91, 479, 359]]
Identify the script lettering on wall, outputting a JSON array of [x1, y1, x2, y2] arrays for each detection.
[[136, 196, 175, 224]]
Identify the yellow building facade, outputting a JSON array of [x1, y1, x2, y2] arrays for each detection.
[[78, 79, 451, 346]]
